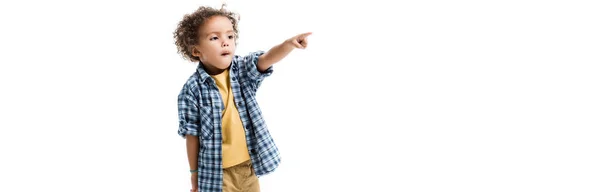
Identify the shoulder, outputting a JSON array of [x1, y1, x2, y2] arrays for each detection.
[[179, 71, 201, 96]]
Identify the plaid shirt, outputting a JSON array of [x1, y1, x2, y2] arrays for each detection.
[[177, 51, 281, 192]]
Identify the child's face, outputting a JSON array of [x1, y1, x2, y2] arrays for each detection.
[[192, 16, 236, 73]]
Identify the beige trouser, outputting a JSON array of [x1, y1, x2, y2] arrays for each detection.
[[223, 160, 260, 192]]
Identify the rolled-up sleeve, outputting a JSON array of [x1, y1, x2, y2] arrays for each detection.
[[177, 84, 200, 138], [240, 50, 273, 87]]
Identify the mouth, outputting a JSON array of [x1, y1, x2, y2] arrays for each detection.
[[220, 51, 231, 56]]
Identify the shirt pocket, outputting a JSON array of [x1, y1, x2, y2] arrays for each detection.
[[199, 104, 214, 140]]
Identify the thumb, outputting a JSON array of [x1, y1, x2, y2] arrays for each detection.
[[291, 39, 303, 48]]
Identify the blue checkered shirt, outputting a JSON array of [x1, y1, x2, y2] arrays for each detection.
[[177, 51, 281, 192]]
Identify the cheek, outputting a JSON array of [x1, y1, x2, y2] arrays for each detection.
[[200, 44, 218, 55]]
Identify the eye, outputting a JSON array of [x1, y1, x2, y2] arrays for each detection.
[[228, 35, 234, 39], [209, 36, 218, 41]]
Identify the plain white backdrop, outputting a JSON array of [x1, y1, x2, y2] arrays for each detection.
[[1, 0, 599, 191]]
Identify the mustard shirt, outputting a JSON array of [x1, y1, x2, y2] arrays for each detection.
[[210, 69, 251, 168]]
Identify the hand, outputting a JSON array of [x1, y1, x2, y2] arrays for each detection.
[[286, 32, 312, 49], [190, 173, 198, 192]]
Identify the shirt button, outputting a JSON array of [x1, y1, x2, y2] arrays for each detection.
[[232, 77, 237, 81], [251, 149, 257, 154]]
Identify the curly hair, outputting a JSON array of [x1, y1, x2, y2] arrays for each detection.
[[173, 5, 239, 62]]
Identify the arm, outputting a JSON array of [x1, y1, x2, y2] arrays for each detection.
[[257, 32, 312, 72], [186, 135, 199, 190], [186, 135, 199, 171], [177, 84, 201, 191]]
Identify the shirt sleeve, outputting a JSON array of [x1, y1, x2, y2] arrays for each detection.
[[177, 84, 200, 138], [239, 50, 273, 88]]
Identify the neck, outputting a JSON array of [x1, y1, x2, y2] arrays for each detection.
[[203, 64, 228, 75]]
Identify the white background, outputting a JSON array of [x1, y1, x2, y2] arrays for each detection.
[[1, 0, 599, 191]]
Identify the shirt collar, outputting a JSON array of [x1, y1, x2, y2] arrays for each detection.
[[196, 60, 238, 83]]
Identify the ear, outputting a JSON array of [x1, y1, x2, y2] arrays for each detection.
[[191, 45, 202, 58]]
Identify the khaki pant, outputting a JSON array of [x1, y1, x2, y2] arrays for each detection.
[[223, 160, 260, 192]]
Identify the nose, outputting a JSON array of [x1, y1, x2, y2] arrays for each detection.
[[222, 40, 229, 47]]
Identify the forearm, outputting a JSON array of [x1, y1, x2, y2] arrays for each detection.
[[186, 135, 199, 170], [257, 41, 295, 72]]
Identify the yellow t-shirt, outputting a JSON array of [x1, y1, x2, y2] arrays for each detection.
[[210, 69, 251, 168]]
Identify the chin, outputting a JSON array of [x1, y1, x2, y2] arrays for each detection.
[[216, 62, 232, 70], [222, 60, 233, 68]]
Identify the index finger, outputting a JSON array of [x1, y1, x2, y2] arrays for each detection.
[[298, 32, 312, 39]]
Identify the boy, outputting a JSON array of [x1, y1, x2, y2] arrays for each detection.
[[173, 5, 311, 192]]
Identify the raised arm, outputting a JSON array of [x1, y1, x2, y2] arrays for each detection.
[[257, 32, 312, 72]]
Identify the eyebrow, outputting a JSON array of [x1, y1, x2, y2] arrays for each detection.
[[204, 30, 235, 38]]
